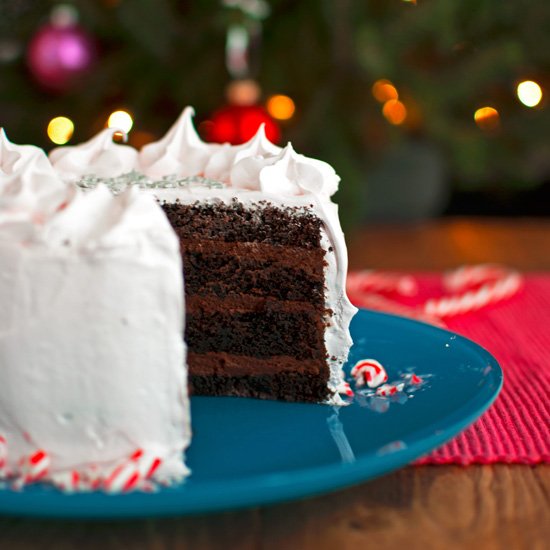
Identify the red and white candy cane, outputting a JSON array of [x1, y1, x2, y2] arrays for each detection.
[[103, 449, 162, 493], [351, 359, 388, 389], [51, 470, 84, 493], [376, 383, 405, 397], [0, 436, 7, 477], [18, 449, 50, 484], [348, 270, 418, 296], [425, 266, 522, 318], [444, 264, 511, 291]]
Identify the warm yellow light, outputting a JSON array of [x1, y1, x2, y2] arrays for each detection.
[[382, 99, 407, 125], [372, 80, 398, 103], [107, 110, 133, 133], [517, 80, 543, 107], [226, 79, 261, 106], [474, 106, 500, 130], [266, 94, 296, 120], [47, 116, 74, 145]]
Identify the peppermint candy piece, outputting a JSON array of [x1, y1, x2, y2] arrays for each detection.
[[51, 470, 85, 493], [103, 449, 163, 493], [337, 381, 354, 398], [18, 449, 50, 485], [351, 359, 388, 388], [376, 383, 405, 397], [0, 436, 7, 477]]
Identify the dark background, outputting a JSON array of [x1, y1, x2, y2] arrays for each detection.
[[1, 0, 549, 227]]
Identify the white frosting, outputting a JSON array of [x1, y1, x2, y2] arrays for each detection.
[[0, 129, 72, 238], [0, 184, 191, 488], [138, 106, 218, 178], [232, 143, 340, 197], [204, 123, 281, 182], [49, 128, 138, 181]]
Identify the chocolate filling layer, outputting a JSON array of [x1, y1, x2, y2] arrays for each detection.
[[187, 351, 326, 376]]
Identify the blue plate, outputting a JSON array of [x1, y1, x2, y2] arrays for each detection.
[[0, 309, 502, 518]]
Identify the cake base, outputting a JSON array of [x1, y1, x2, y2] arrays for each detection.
[[189, 372, 330, 403]]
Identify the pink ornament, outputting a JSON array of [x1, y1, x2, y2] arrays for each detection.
[[26, 21, 96, 92]]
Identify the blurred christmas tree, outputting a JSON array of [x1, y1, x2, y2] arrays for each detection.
[[0, 0, 549, 223]]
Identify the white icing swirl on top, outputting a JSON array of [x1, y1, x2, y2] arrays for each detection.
[[49, 128, 138, 181], [231, 143, 340, 196], [203, 123, 281, 181], [138, 107, 218, 178], [0, 129, 71, 238]]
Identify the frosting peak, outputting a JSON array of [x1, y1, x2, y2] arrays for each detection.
[[204, 123, 281, 182], [0, 129, 70, 239], [49, 128, 138, 181], [231, 142, 340, 197], [138, 107, 216, 178]]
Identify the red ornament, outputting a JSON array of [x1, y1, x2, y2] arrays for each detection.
[[26, 21, 96, 92], [207, 104, 281, 145]]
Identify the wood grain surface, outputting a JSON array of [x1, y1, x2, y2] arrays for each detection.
[[1, 218, 549, 550]]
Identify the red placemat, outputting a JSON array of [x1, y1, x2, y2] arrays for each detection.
[[347, 271, 550, 465]]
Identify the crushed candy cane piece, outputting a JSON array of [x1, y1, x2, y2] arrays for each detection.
[[376, 383, 405, 397], [337, 381, 355, 397], [351, 359, 388, 388], [51, 470, 85, 493], [0, 436, 7, 477], [103, 449, 163, 493], [19, 449, 50, 484]]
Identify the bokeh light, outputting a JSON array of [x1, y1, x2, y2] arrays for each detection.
[[107, 110, 133, 133], [266, 94, 296, 120], [47, 116, 74, 144], [474, 106, 500, 130], [226, 79, 261, 106], [382, 99, 407, 125], [372, 79, 398, 103], [516, 80, 543, 107]]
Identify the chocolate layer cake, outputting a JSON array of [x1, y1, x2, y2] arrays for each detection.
[[163, 200, 330, 402], [58, 107, 357, 404]]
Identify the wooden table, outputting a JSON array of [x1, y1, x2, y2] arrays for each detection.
[[1, 218, 549, 550]]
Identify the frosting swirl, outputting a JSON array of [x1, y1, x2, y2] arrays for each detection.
[[203, 123, 281, 181], [0, 129, 70, 239], [231, 143, 340, 196], [138, 107, 218, 178], [49, 128, 138, 181]]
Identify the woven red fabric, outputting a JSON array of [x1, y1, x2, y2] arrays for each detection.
[[348, 272, 550, 465]]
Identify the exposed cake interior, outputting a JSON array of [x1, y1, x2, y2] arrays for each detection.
[[162, 200, 331, 402]]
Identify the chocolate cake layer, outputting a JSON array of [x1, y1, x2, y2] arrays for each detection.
[[182, 240, 326, 304], [162, 201, 323, 249], [185, 296, 326, 359], [189, 371, 331, 403]]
